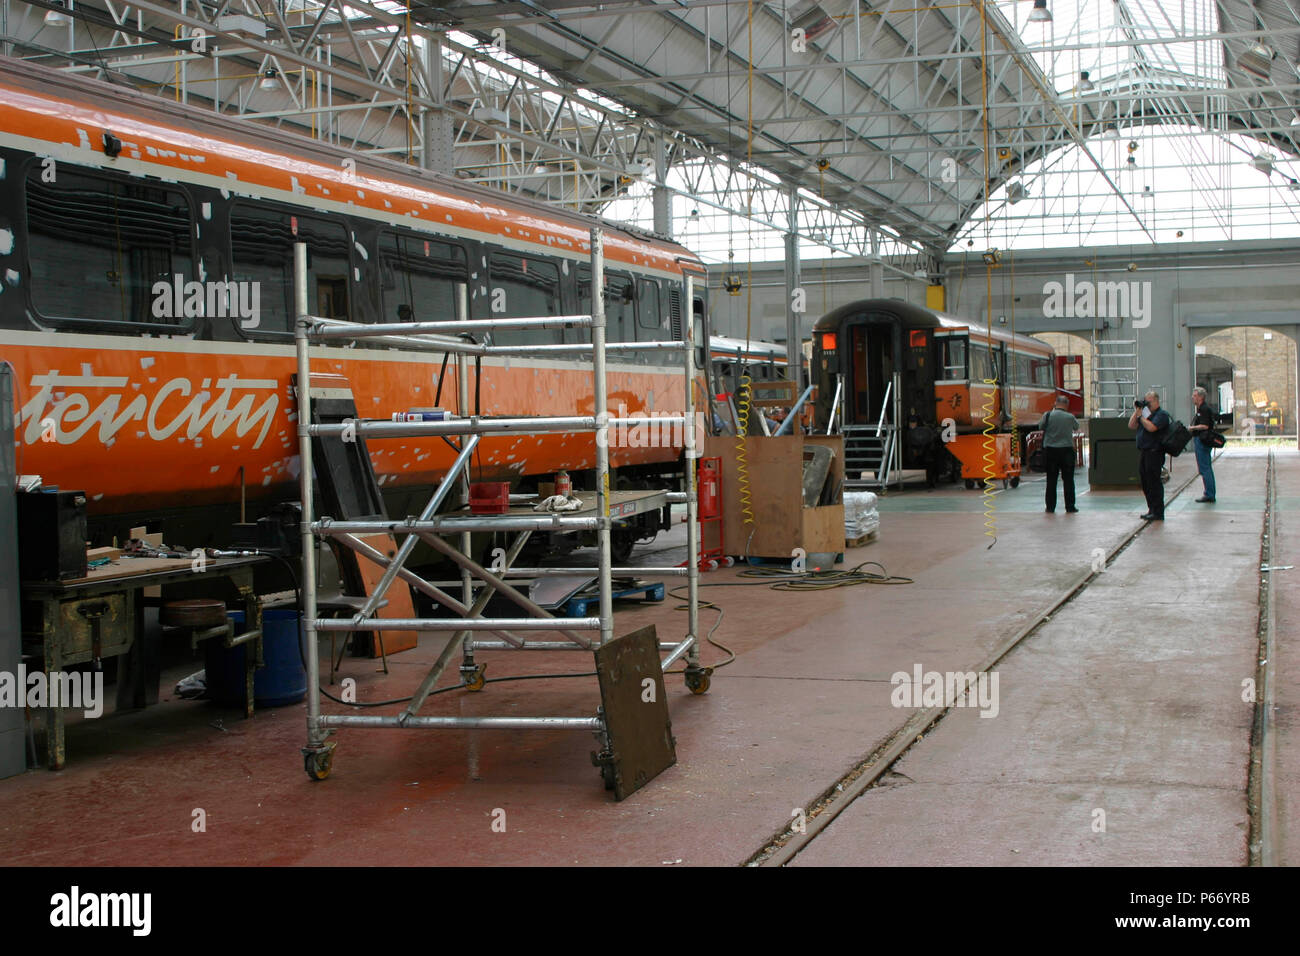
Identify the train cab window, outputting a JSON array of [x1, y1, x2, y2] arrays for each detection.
[[938, 337, 967, 380], [379, 233, 467, 323], [1030, 356, 1055, 387], [637, 279, 665, 335], [488, 252, 561, 346], [25, 166, 194, 326], [230, 204, 350, 333]]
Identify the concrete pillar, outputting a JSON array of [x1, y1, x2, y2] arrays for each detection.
[[652, 134, 671, 239], [784, 188, 802, 390], [869, 229, 885, 298], [421, 34, 454, 175]]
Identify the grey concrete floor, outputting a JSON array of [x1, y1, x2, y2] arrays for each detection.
[[791, 451, 1284, 866]]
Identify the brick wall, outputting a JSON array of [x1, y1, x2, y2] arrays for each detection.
[[1196, 327, 1297, 434]]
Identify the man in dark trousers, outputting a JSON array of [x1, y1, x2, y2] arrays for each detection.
[[1128, 390, 1172, 520], [1038, 394, 1079, 513]]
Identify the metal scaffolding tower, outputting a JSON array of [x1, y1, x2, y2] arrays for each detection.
[[293, 229, 704, 797]]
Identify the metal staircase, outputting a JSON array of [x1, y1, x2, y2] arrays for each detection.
[[842, 425, 898, 488], [839, 372, 901, 489]]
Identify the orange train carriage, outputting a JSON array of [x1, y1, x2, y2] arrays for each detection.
[[0, 55, 716, 556], [812, 299, 1083, 486]]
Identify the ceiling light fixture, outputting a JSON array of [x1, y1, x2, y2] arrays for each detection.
[[1007, 182, 1028, 204], [259, 68, 282, 92], [44, 0, 72, 26], [1251, 152, 1275, 174], [1027, 0, 1052, 24], [1237, 41, 1276, 80], [1079, 70, 1094, 92]]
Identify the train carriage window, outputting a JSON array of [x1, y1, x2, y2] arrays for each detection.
[[379, 232, 467, 323], [637, 279, 665, 334], [969, 342, 998, 383], [488, 252, 561, 346], [25, 166, 194, 326], [230, 204, 349, 333], [1030, 356, 1055, 387], [1013, 352, 1033, 385], [577, 268, 636, 346], [938, 337, 967, 380]]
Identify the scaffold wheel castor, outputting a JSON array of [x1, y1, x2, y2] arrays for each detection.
[[303, 743, 335, 782], [684, 667, 713, 695], [1010, 476, 1020, 488], [591, 749, 616, 790], [463, 663, 488, 692], [721, 556, 735, 568], [964, 478, 977, 490], [611, 528, 635, 563]]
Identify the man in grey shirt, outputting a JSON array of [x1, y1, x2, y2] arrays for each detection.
[[1039, 395, 1079, 513]]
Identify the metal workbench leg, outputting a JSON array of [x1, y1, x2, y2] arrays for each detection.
[[240, 581, 261, 720], [42, 600, 64, 770]]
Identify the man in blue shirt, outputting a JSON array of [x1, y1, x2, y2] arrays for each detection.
[[1128, 390, 1171, 520]]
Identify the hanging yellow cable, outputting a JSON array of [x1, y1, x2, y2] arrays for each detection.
[[978, 0, 997, 549], [1006, 250, 1020, 468], [733, 0, 757, 552]]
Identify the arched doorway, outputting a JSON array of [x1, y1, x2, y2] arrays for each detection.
[[1194, 327, 1297, 437], [1194, 352, 1235, 428]]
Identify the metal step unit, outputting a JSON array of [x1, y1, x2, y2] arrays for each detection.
[[841, 424, 899, 490]]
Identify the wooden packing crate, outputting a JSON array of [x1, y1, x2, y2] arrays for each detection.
[[701, 434, 844, 561]]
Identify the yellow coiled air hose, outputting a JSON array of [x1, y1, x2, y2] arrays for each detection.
[[735, 372, 755, 553], [980, 378, 998, 549]]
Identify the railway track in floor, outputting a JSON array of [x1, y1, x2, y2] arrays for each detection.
[[745, 451, 1279, 867]]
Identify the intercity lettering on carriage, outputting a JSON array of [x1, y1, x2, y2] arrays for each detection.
[[18, 371, 280, 448]]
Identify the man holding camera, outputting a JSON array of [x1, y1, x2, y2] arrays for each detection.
[[1128, 390, 1171, 521]]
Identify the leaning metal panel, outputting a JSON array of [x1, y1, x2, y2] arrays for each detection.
[[592, 625, 677, 802]]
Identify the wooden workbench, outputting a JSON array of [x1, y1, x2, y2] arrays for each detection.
[[21, 555, 268, 770]]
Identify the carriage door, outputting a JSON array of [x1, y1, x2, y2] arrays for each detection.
[[1056, 354, 1084, 415], [849, 320, 898, 426]]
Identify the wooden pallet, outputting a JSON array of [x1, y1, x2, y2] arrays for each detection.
[[845, 529, 879, 548]]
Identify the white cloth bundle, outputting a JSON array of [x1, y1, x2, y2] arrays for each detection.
[[533, 494, 584, 513]]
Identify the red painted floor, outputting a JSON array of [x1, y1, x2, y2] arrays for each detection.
[[0, 450, 1291, 866]]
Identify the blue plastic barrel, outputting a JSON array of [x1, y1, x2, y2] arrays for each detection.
[[204, 610, 307, 708]]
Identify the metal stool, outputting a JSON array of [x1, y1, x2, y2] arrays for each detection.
[[160, 598, 263, 717], [160, 598, 229, 632]]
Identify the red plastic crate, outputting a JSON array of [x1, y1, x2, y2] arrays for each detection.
[[469, 482, 510, 514]]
